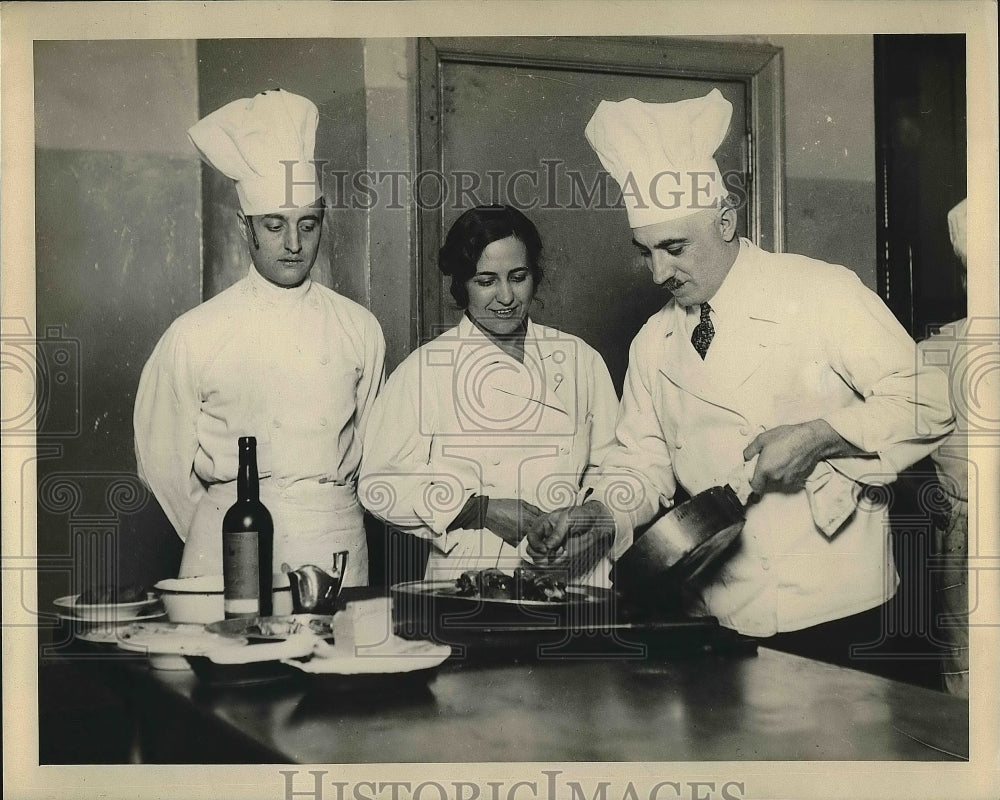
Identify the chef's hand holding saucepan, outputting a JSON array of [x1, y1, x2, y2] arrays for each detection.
[[484, 498, 545, 547], [525, 500, 615, 576], [742, 419, 864, 494]]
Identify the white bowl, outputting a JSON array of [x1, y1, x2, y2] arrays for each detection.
[[154, 574, 292, 624]]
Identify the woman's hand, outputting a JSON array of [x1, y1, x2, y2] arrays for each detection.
[[483, 498, 545, 547], [526, 501, 615, 576]]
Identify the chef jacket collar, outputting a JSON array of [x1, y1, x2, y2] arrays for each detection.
[[457, 311, 535, 346], [457, 313, 554, 367], [659, 238, 783, 407], [245, 262, 313, 303], [675, 238, 780, 341], [454, 313, 570, 416], [463, 310, 528, 357], [702, 237, 753, 326]]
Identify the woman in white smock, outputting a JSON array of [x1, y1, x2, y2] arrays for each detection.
[[359, 206, 619, 584]]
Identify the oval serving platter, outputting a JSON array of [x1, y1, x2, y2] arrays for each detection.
[[390, 580, 612, 606]]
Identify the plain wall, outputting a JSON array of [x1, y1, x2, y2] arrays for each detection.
[[34, 40, 202, 607], [708, 34, 878, 287], [770, 34, 877, 288]]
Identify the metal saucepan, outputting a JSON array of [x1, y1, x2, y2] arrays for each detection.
[[610, 459, 756, 596]]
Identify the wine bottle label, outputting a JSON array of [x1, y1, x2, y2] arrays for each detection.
[[225, 597, 260, 615], [223, 530, 260, 618]]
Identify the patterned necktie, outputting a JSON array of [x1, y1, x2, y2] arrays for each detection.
[[691, 302, 714, 359]]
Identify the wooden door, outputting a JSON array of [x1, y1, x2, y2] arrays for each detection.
[[419, 37, 783, 390]]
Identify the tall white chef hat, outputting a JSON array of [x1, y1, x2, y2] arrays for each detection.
[[585, 88, 733, 228], [187, 89, 321, 216], [947, 197, 967, 267]]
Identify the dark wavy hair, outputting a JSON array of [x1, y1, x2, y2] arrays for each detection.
[[438, 205, 544, 308]]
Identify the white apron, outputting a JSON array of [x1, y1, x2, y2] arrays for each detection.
[[134, 267, 386, 588], [180, 480, 368, 588]]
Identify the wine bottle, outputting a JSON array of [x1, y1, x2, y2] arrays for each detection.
[[222, 436, 274, 618]]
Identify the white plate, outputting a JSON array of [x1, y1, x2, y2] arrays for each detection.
[[76, 624, 136, 645], [54, 594, 163, 622], [78, 623, 305, 670], [202, 634, 317, 664], [113, 621, 240, 656], [76, 624, 192, 669], [286, 637, 451, 675]]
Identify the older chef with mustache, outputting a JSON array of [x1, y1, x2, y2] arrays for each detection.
[[532, 89, 954, 663]]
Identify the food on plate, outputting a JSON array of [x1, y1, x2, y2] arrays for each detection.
[[514, 568, 568, 602], [79, 582, 150, 605], [455, 568, 512, 599], [246, 616, 334, 638], [455, 570, 482, 597], [117, 622, 215, 646], [453, 568, 568, 602], [247, 618, 303, 638], [480, 568, 514, 599]]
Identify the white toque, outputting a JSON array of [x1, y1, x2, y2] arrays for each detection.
[[585, 88, 733, 228], [188, 89, 321, 215]]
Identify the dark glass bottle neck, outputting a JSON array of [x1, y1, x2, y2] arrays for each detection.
[[236, 436, 260, 502]]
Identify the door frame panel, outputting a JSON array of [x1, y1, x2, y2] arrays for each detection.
[[416, 36, 785, 340]]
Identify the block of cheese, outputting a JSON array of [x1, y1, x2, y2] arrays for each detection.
[[331, 597, 393, 651]]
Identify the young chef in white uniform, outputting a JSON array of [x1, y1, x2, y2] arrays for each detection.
[[358, 206, 619, 584], [134, 89, 385, 586], [532, 89, 955, 652]]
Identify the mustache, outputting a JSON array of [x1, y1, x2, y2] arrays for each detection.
[[663, 278, 684, 292]]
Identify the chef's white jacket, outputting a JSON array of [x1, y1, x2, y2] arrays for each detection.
[[134, 266, 385, 584], [359, 315, 619, 583], [915, 316, 999, 696], [592, 238, 955, 636]]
